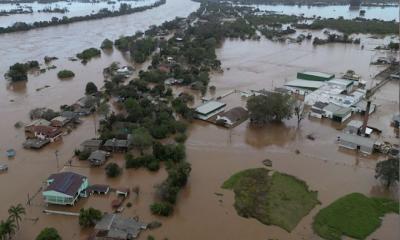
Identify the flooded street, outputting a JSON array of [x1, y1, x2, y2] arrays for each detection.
[[0, 1, 399, 239]]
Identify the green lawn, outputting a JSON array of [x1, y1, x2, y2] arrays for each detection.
[[222, 168, 319, 232], [313, 193, 399, 240]]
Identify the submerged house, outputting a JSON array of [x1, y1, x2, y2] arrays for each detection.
[[33, 125, 63, 142], [323, 103, 352, 123], [50, 116, 70, 127], [94, 213, 147, 240], [309, 101, 329, 119], [81, 139, 103, 152], [216, 107, 248, 127], [42, 172, 89, 205], [103, 135, 132, 153], [25, 119, 51, 133], [88, 150, 109, 166], [338, 133, 377, 155], [195, 101, 226, 120]]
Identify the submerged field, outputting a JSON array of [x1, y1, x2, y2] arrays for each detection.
[[222, 168, 320, 232], [313, 193, 399, 240]]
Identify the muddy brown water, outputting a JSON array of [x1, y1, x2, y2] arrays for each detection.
[[0, 3, 399, 239]]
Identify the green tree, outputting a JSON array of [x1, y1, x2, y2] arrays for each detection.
[[7, 63, 28, 81], [247, 93, 293, 124], [150, 202, 173, 216], [36, 227, 61, 240], [85, 82, 98, 95], [8, 204, 25, 229], [97, 102, 110, 118], [0, 219, 16, 240], [132, 127, 153, 155], [105, 163, 122, 178], [57, 70, 75, 79], [79, 208, 102, 228], [101, 38, 113, 49], [375, 157, 399, 188]]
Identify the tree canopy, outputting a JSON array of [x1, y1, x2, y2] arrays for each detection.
[[375, 157, 399, 188], [85, 82, 98, 95], [36, 227, 62, 240], [247, 93, 294, 124], [79, 208, 102, 228]]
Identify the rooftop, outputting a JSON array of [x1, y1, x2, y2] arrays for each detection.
[[285, 79, 326, 90], [347, 120, 363, 129], [219, 107, 248, 121], [327, 78, 354, 87], [195, 101, 226, 115], [299, 71, 335, 79], [339, 133, 376, 148], [46, 172, 86, 196], [95, 213, 147, 239]]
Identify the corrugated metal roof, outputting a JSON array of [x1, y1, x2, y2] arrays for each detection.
[[301, 71, 334, 79], [339, 133, 376, 148], [195, 101, 226, 115], [285, 79, 326, 89]]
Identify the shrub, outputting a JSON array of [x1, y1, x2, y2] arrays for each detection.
[[150, 202, 173, 216], [79, 207, 102, 228], [174, 133, 187, 143], [36, 227, 61, 240], [101, 38, 113, 49], [78, 150, 90, 160], [77, 48, 101, 60], [105, 163, 122, 177], [85, 82, 98, 95], [57, 69, 75, 79]]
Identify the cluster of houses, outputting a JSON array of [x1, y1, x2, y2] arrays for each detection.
[[23, 95, 98, 149], [80, 135, 133, 166], [284, 71, 375, 123]]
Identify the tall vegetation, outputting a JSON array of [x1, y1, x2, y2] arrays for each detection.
[[247, 93, 294, 124]]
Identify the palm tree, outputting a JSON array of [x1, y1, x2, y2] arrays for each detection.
[[8, 204, 25, 229], [0, 222, 6, 240], [0, 219, 16, 240]]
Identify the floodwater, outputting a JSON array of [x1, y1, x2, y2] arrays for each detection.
[[0, 1, 399, 239], [0, 0, 159, 28], [247, 4, 400, 21]]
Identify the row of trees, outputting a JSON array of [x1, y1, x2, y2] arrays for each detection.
[[0, 0, 167, 35]]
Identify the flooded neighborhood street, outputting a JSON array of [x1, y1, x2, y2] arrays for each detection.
[[0, 0, 399, 239]]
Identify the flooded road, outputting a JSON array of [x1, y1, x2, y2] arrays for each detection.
[[0, 1, 399, 239]]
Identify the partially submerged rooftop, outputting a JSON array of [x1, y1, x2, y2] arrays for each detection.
[[285, 79, 326, 90], [95, 213, 147, 239], [195, 101, 226, 115]]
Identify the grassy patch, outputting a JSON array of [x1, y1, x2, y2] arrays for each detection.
[[222, 168, 319, 232], [313, 193, 399, 240]]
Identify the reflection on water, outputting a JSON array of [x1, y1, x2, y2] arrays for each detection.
[[248, 4, 400, 21]]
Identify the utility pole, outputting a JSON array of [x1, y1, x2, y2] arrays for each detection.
[[55, 150, 59, 172], [93, 114, 97, 137]]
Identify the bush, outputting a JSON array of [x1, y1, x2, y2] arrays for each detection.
[[78, 150, 90, 160], [174, 133, 187, 143], [79, 207, 102, 228], [7, 62, 28, 81], [36, 227, 61, 240], [105, 163, 122, 177], [85, 82, 98, 95], [77, 48, 101, 60], [101, 38, 113, 49], [150, 202, 173, 216], [57, 69, 75, 79]]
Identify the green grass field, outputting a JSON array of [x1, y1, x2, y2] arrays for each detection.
[[222, 168, 319, 232], [313, 193, 399, 240]]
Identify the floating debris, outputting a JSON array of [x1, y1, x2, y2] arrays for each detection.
[[6, 149, 16, 158], [148, 221, 162, 229], [306, 134, 315, 141], [0, 163, 8, 172]]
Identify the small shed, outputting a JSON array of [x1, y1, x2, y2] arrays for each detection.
[[344, 120, 363, 135], [332, 107, 352, 123], [87, 184, 110, 195], [88, 150, 109, 166], [338, 133, 376, 155]]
